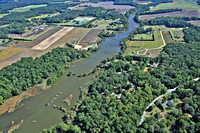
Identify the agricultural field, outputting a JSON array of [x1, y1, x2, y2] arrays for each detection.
[[79, 29, 102, 44], [151, 0, 200, 10], [32, 27, 74, 50], [162, 31, 173, 43], [80, 1, 134, 13], [8, 26, 54, 41], [9, 4, 47, 12], [139, 10, 199, 20], [0, 48, 23, 60], [187, 20, 200, 27]]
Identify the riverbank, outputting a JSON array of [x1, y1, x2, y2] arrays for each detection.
[[0, 80, 49, 115]]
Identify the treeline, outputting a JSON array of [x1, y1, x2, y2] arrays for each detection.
[[142, 17, 195, 27], [183, 25, 200, 42], [150, 42, 200, 89], [140, 8, 182, 15], [130, 27, 153, 40], [0, 47, 90, 105]]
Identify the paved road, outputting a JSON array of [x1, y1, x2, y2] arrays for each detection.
[[139, 77, 200, 125]]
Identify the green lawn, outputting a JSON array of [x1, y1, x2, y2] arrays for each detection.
[[9, 4, 47, 12], [133, 33, 153, 40]]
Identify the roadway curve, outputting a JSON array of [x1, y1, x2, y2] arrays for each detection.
[[139, 77, 200, 125]]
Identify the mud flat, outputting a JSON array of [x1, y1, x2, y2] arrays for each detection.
[[32, 27, 74, 50], [62, 94, 73, 106]]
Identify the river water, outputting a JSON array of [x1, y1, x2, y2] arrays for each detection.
[[0, 14, 139, 133]]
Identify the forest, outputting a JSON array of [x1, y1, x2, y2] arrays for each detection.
[[41, 41, 200, 133]]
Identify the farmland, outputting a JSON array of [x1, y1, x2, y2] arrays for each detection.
[[0, 48, 22, 60], [9, 4, 47, 12], [27, 14, 49, 21], [79, 29, 102, 44], [0, 27, 94, 69], [151, 0, 200, 11], [187, 20, 200, 27], [139, 10, 199, 20], [32, 27, 74, 50], [80, 1, 134, 13]]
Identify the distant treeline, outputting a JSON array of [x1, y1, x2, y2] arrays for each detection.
[[140, 8, 182, 15]]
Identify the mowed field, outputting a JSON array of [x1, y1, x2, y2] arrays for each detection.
[[80, 1, 134, 13], [139, 10, 199, 20], [32, 27, 74, 50]]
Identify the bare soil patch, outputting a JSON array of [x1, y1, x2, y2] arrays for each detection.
[[32, 27, 74, 50], [139, 10, 199, 20], [80, 1, 134, 13], [79, 29, 101, 44], [187, 20, 200, 27]]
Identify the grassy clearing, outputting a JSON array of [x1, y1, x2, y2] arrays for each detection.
[[151, 0, 200, 11], [0, 48, 22, 60], [148, 48, 162, 58], [170, 30, 184, 42], [0, 13, 8, 18], [133, 33, 153, 40], [126, 30, 164, 55], [92, 19, 112, 29], [27, 14, 49, 21], [9, 4, 47, 12]]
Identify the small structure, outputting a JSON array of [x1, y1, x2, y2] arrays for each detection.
[[166, 99, 174, 106], [147, 53, 150, 56], [132, 51, 135, 54]]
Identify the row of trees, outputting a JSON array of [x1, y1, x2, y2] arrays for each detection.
[[140, 8, 182, 15]]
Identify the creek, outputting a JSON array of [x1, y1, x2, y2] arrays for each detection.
[[0, 14, 139, 133]]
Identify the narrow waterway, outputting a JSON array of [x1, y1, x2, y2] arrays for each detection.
[[0, 14, 139, 133]]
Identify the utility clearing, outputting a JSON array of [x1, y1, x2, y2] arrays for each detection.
[[32, 27, 74, 50]]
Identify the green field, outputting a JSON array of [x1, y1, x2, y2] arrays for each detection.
[[9, 4, 47, 12], [133, 33, 153, 40], [170, 30, 184, 42], [92, 19, 112, 29], [151, 0, 200, 11], [27, 14, 49, 21]]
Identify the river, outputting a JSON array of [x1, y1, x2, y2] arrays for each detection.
[[0, 14, 139, 133]]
